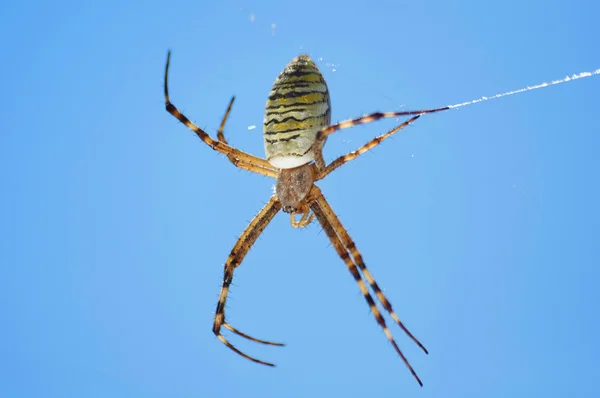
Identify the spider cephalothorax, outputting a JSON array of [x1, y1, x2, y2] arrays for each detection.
[[164, 51, 449, 386], [276, 164, 315, 214]]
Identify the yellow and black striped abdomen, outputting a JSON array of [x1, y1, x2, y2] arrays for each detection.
[[263, 55, 331, 169]]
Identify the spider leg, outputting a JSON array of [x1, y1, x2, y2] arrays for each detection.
[[216, 97, 279, 178], [317, 116, 421, 180], [309, 186, 425, 386], [213, 195, 284, 366], [223, 323, 283, 345], [314, 149, 327, 171], [314, 189, 427, 353], [224, 160, 279, 178], [164, 51, 276, 177], [216, 96, 235, 145], [307, 106, 450, 160]]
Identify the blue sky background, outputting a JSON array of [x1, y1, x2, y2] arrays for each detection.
[[1, 1, 599, 397]]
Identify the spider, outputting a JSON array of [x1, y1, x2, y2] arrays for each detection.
[[164, 51, 449, 386]]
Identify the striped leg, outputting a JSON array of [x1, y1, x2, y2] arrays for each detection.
[[307, 106, 450, 158], [309, 186, 426, 386], [317, 115, 421, 179], [164, 51, 276, 176], [216, 96, 279, 178], [213, 195, 284, 366]]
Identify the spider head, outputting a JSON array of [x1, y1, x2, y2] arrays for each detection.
[[276, 163, 315, 214], [282, 205, 297, 214]]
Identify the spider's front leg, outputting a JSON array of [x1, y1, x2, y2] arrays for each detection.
[[308, 185, 428, 386], [213, 195, 284, 366]]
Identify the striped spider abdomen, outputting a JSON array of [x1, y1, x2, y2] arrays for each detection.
[[263, 55, 331, 169]]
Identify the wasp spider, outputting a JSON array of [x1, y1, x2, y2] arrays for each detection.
[[164, 52, 449, 386]]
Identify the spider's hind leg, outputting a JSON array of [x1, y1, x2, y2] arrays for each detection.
[[306, 105, 450, 178], [216, 96, 235, 147], [164, 51, 278, 178], [317, 115, 421, 179], [215, 96, 279, 178]]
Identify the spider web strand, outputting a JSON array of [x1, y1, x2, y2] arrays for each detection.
[[448, 68, 600, 109]]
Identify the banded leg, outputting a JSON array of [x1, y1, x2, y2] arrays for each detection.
[[216, 96, 279, 178], [309, 186, 425, 386], [314, 189, 427, 353], [164, 51, 276, 176], [317, 116, 421, 180], [213, 195, 284, 366], [307, 106, 450, 157]]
